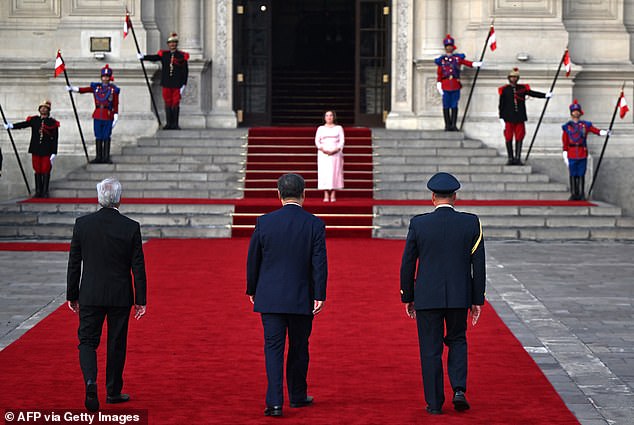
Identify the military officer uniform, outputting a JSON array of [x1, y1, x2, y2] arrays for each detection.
[[434, 35, 482, 131], [5, 100, 59, 197], [70, 64, 120, 163], [140, 32, 189, 130], [561, 100, 607, 200], [400, 172, 486, 415], [498, 67, 550, 165]]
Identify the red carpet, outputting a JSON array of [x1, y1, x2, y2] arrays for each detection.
[[0, 239, 579, 424]]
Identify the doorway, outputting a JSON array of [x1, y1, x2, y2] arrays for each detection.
[[233, 0, 390, 127]]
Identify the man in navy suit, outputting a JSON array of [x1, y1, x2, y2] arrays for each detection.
[[67, 178, 147, 412], [400, 172, 486, 415], [246, 173, 328, 417]]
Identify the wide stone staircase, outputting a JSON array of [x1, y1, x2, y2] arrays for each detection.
[[0, 129, 247, 239], [372, 130, 634, 240], [1, 128, 633, 241]]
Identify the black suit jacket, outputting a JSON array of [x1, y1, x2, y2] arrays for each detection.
[[67, 207, 147, 307], [12, 115, 59, 156], [246, 204, 328, 315], [400, 206, 485, 310]]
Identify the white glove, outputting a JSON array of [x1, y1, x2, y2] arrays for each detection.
[[436, 82, 443, 96], [50, 154, 56, 165], [180, 85, 186, 95], [599, 129, 610, 136], [499, 118, 505, 129], [3, 122, 13, 130], [112, 113, 119, 128], [473, 61, 483, 68], [562, 151, 569, 166], [545, 91, 553, 98], [136, 53, 144, 60], [66, 85, 79, 92]]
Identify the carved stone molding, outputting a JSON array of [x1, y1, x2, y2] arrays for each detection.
[[564, 0, 618, 20], [491, 0, 558, 18], [395, 0, 409, 103], [182, 76, 198, 105], [426, 77, 442, 106], [10, 0, 60, 17], [70, 0, 132, 16], [215, 0, 229, 101]]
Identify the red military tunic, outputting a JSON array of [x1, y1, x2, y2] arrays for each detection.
[[561, 120, 600, 159], [435, 54, 473, 91], [78, 83, 120, 121]]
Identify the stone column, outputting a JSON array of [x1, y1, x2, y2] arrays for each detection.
[[420, 0, 446, 58], [179, 0, 203, 58], [386, 0, 417, 129]]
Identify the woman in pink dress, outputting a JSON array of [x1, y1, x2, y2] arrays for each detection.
[[315, 110, 345, 202]]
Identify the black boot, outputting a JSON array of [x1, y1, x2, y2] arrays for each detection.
[[450, 107, 459, 131], [568, 176, 576, 201], [42, 173, 50, 198], [163, 107, 173, 130], [103, 139, 113, 164], [33, 173, 41, 198], [173, 106, 180, 130], [505, 142, 514, 165], [513, 141, 523, 165], [90, 140, 102, 164], [578, 175, 586, 200], [443, 109, 451, 131]]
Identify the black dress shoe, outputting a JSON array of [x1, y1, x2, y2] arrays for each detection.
[[426, 406, 442, 415], [452, 390, 470, 411], [290, 395, 313, 408], [106, 394, 130, 404], [264, 406, 282, 417], [85, 383, 99, 412]]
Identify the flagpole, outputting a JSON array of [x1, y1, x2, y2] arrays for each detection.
[[126, 11, 162, 127], [587, 82, 625, 199], [58, 51, 90, 162], [0, 102, 32, 194], [524, 48, 568, 162], [459, 19, 494, 131]]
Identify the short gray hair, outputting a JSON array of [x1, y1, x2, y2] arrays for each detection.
[[96, 177, 122, 208]]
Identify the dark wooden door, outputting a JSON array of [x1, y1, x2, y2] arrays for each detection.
[[355, 0, 390, 127], [234, 0, 272, 126]]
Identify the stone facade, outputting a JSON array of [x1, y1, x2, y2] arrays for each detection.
[[1, 0, 633, 212]]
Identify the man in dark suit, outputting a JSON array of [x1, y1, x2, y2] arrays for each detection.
[[400, 172, 486, 415], [246, 173, 328, 417], [67, 177, 147, 412]]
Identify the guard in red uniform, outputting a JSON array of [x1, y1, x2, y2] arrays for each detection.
[[67, 64, 120, 163], [3, 100, 59, 197], [435, 34, 482, 131], [561, 100, 609, 201], [139, 32, 189, 129], [498, 67, 552, 165]]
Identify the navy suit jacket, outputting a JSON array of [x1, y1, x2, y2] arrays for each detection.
[[400, 206, 485, 310], [67, 207, 147, 307], [246, 204, 328, 315]]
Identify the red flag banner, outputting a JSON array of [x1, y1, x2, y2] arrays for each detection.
[[563, 50, 571, 77], [124, 14, 132, 39], [54, 50, 65, 78], [487, 26, 497, 51], [619, 92, 629, 119]]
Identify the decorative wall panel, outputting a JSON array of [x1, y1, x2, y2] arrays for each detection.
[[10, 0, 60, 17]]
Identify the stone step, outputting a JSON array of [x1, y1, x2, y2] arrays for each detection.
[[372, 129, 465, 140], [50, 189, 243, 198], [53, 180, 240, 190], [374, 164, 534, 174], [64, 171, 240, 182], [371, 139, 483, 149], [1, 203, 236, 215], [85, 162, 244, 173], [121, 146, 245, 155], [150, 129, 248, 139], [376, 181, 568, 192], [374, 191, 571, 200], [114, 154, 245, 164], [137, 138, 247, 147], [377, 173, 549, 183], [375, 147, 498, 157]]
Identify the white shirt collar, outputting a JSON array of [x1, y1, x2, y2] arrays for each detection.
[[435, 204, 455, 210]]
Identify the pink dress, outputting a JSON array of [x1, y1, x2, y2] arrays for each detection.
[[315, 125, 345, 190]]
